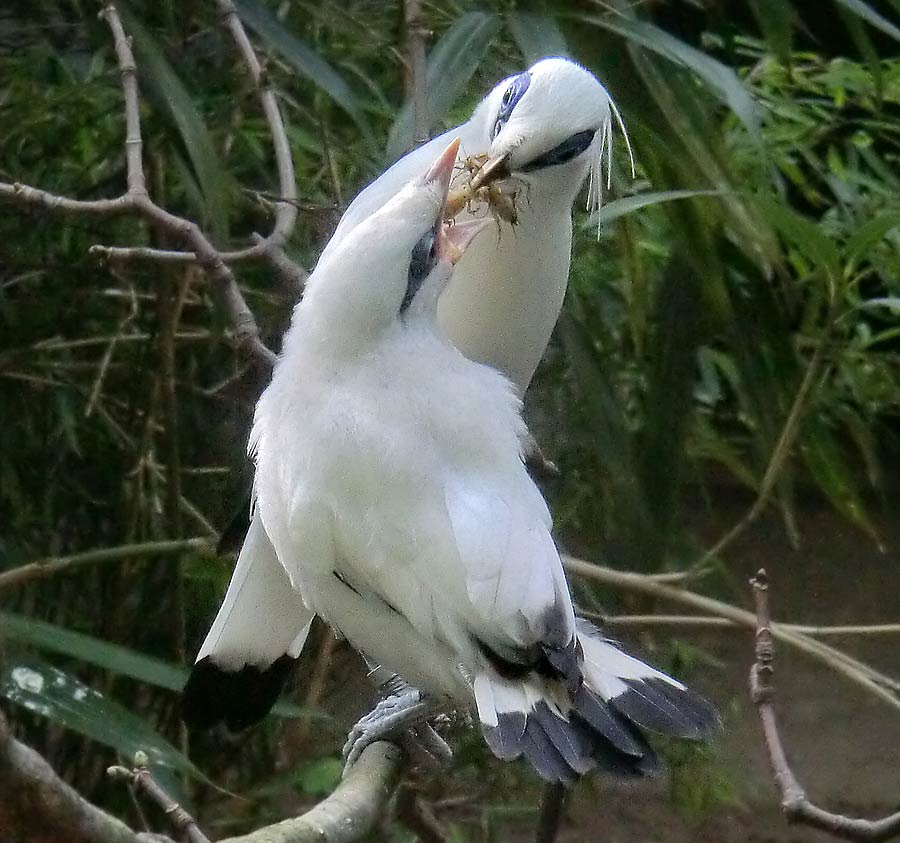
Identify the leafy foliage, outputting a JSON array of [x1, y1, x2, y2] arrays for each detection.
[[1, 0, 898, 835]]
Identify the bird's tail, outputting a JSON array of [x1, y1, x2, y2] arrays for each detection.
[[472, 619, 718, 784]]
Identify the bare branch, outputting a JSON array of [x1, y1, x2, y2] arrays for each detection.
[[88, 0, 308, 282], [0, 537, 210, 591], [749, 570, 900, 842], [220, 742, 403, 843], [563, 555, 900, 714], [403, 0, 429, 144], [0, 710, 168, 843], [0, 3, 278, 367], [1, 704, 401, 843], [109, 757, 210, 843]]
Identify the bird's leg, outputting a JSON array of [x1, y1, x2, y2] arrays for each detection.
[[342, 683, 443, 775], [344, 661, 451, 775]]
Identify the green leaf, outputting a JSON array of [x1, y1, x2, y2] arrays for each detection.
[[576, 14, 761, 139], [846, 211, 900, 273], [749, 0, 795, 62], [506, 12, 568, 65], [0, 612, 326, 721], [386, 12, 500, 161], [236, 0, 372, 140], [297, 757, 343, 795], [800, 419, 881, 545], [753, 195, 841, 278], [0, 611, 187, 691], [0, 653, 201, 776], [590, 189, 730, 227], [121, 11, 232, 239], [831, 0, 900, 45]]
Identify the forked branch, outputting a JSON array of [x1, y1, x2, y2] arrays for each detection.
[[750, 570, 900, 842]]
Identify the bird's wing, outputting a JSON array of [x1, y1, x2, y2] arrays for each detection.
[[196, 508, 313, 667], [182, 508, 315, 729], [440, 473, 576, 654], [319, 121, 484, 265]]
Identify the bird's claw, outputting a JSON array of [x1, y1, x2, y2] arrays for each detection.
[[342, 689, 432, 776]]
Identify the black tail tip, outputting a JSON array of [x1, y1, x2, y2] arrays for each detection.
[[181, 654, 296, 731]]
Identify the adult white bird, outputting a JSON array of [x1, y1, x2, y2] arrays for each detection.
[[183, 56, 630, 731], [188, 139, 715, 783]]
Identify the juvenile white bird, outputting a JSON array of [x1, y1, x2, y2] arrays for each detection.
[[183, 56, 629, 730], [207, 140, 716, 784]]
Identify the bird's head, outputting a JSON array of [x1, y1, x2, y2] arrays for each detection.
[[298, 139, 488, 351], [475, 57, 631, 212]]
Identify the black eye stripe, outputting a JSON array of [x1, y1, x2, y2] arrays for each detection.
[[520, 129, 596, 172], [401, 227, 438, 313]]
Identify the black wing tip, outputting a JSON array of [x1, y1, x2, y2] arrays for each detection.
[[611, 677, 720, 740], [181, 654, 297, 731]]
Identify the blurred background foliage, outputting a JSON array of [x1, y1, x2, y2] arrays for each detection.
[[1, 0, 899, 838]]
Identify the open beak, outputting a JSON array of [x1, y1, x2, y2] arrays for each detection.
[[424, 138, 490, 265], [436, 219, 489, 266]]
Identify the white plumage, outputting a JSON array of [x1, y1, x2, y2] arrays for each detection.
[[186, 138, 716, 783], [185, 57, 623, 716]]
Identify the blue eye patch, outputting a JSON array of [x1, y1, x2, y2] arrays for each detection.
[[492, 72, 531, 139]]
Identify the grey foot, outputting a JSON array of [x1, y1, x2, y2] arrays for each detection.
[[342, 689, 431, 775]]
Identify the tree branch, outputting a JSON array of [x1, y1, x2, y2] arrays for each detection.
[[0, 538, 210, 591], [749, 570, 900, 842], [108, 756, 210, 843], [0, 3, 279, 366], [1, 703, 402, 843], [562, 555, 900, 714], [403, 0, 429, 145]]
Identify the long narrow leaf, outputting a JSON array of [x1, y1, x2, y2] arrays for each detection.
[[576, 14, 761, 139], [506, 12, 568, 64], [121, 11, 233, 238], [590, 189, 730, 227], [832, 0, 900, 44], [0, 653, 202, 775], [387, 12, 500, 161], [236, 0, 372, 140]]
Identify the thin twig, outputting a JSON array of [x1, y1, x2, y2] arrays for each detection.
[[588, 612, 900, 636], [689, 312, 834, 576], [395, 784, 451, 843], [0, 537, 210, 590], [0, 4, 276, 366], [749, 570, 900, 842], [108, 757, 210, 843]]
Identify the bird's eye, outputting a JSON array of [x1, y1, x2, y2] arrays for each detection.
[[492, 72, 531, 140], [401, 227, 438, 313]]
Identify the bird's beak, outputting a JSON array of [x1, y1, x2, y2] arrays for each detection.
[[424, 137, 461, 199], [436, 219, 490, 266]]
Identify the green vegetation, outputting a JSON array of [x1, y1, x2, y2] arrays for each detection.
[[1, 0, 898, 838]]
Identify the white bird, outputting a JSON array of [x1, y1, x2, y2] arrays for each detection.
[[188, 139, 716, 784], [183, 56, 631, 733]]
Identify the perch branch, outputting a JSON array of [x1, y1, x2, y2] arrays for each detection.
[[109, 756, 209, 843], [1, 704, 401, 843], [749, 570, 900, 842]]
